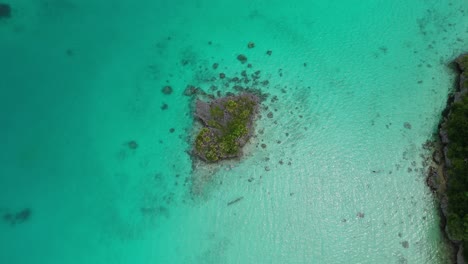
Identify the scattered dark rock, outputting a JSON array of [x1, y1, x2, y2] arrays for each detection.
[[237, 54, 248, 64], [183, 85, 199, 96], [219, 73, 226, 79], [266, 50, 272, 56], [15, 209, 31, 223], [403, 122, 412, 129], [162, 85, 173, 95], [247, 42, 255, 49], [169, 128, 175, 133], [401, 241, 409, 248], [261, 143, 266, 149], [0, 3, 11, 18], [3, 208, 31, 226], [233, 85, 244, 92], [127, 140, 138, 149], [161, 103, 168, 110], [212, 63, 219, 69], [267, 112, 273, 118]]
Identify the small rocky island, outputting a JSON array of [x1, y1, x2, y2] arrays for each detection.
[[193, 93, 259, 162]]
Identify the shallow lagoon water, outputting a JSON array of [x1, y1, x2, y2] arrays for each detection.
[[0, 0, 467, 263]]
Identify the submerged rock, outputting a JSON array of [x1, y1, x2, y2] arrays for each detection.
[[0, 3, 11, 18], [401, 241, 409, 249], [162, 85, 173, 95], [183, 85, 206, 96], [127, 140, 138, 149], [3, 208, 31, 225], [237, 54, 248, 64]]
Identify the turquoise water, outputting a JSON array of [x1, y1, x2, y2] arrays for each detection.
[[1, 0, 467, 263]]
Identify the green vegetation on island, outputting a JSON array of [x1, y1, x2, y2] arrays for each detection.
[[443, 53, 468, 260], [193, 93, 259, 162]]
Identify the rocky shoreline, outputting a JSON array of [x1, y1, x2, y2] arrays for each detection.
[[427, 53, 468, 264]]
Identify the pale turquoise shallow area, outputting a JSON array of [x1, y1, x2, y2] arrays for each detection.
[[0, 0, 467, 263]]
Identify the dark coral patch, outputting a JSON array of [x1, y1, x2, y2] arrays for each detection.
[[0, 3, 11, 18], [127, 140, 138, 149], [3, 208, 31, 226], [162, 85, 173, 95], [237, 54, 248, 64]]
